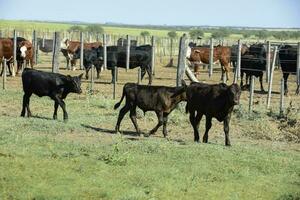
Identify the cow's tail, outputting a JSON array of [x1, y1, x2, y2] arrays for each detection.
[[114, 86, 126, 110]]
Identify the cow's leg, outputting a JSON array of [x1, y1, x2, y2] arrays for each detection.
[[140, 68, 146, 81], [283, 73, 289, 95], [115, 104, 131, 133], [224, 113, 232, 146], [53, 96, 68, 121], [259, 75, 265, 92], [296, 84, 299, 95], [189, 111, 203, 142], [66, 57, 70, 70], [240, 72, 244, 87], [111, 68, 116, 83], [85, 66, 90, 80], [146, 65, 153, 85], [162, 113, 169, 137], [149, 111, 163, 135], [7, 62, 12, 76], [129, 106, 141, 135], [203, 116, 212, 143], [96, 65, 101, 79], [21, 93, 32, 117], [53, 102, 59, 120]]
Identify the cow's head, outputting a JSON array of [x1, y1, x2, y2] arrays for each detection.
[[67, 73, 83, 94], [228, 83, 241, 105], [171, 80, 187, 101]]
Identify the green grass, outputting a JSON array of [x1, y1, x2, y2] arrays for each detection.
[[0, 88, 299, 200]]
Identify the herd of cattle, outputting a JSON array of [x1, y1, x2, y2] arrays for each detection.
[[0, 36, 299, 94], [0, 35, 299, 146]]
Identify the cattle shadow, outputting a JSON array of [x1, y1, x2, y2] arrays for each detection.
[[30, 115, 53, 120], [81, 124, 141, 136]]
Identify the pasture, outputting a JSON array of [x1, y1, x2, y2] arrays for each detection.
[[0, 47, 300, 199]]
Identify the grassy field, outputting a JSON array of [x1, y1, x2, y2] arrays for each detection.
[[0, 51, 300, 199]]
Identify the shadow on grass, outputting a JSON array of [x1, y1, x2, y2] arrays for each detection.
[[81, 124, 141, 136], [30, 115, 54, 120]]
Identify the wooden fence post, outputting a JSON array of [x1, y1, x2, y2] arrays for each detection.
[[279, 79, 285, 116], [266, 46, 278, 109], [2, 59, 6, 90], [80, 32, 84, 70], [103, 33, 107, 70], [52, 32, 60, 73], [113, 67, 117, 99], [176, 34, 187, 87], [12, 30, 17, 77], [151, 36, 155, 76], [297, 42, 300, 87], [249, 76, 255, 113], [266, 41, 271, 83], [209, 38, 214, 77], [236, 39, 242, 80], [126, 35, 130, 71], [32, 30, 38, 65]]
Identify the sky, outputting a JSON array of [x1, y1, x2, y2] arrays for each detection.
[[0, 0, 299, 28]]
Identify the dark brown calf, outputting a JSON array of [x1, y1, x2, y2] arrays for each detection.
[[186, 82, 241, 146], [114, 82, 187, 137]]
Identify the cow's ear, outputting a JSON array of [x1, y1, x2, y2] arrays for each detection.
[[78, 73, 84, 79]]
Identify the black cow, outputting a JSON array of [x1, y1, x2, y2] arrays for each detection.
[[21, 68, 83, 121], [240, 44, 266, 91], [37, 38, 53, 53], [186, 82, 241, 146], [278, 45, 299, 95], [231, 44, 248, 69], [114, 81, 187, 137], [73, 47, 103, 79], [74, 45, 153, 84]]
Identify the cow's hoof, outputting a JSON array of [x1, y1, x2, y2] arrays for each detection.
[[63, 118, 68, 123]]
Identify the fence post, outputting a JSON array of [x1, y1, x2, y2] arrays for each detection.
[[52, 32, 60, 73], [151, 36, 155, 76], [126, 35, 130, 71], [80, 32, 84, 70], [209, 38, 214, 77], [279, 79, 285, 116], [236, 39, 242, 80], [138, 68, 141, 84], [12, 30, 17, 77], [113, 67, 117, 99], [249, 76, 255, 113], [266, 46, 278, 109], [32, 30, 38, 65], [176, 34, 187, 87], [297, 42, 300, 87], [266, 41, 271, 83], [2, 59, 6, 90], [103, 33, 107, 70]]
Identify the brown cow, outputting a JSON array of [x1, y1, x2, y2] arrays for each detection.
[[17, 40, 34, 73], [62, 39, 102, 70], [187, 45, 231, 82], [0, 37, 33, 76], [0, 38, 14, 75]]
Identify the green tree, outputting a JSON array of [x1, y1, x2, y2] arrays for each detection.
[[242, 32, 252, 39], [68, 25, 84, 32], [211, 28, 230, 39], [255, 30, 269, 39], [140, 31, 150, 43], [85, 24, 104, 34], [167, 31, 177, 39], [189, 29, 204, 39]]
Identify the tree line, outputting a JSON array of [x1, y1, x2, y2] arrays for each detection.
[[68, 24, 300, 40]]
